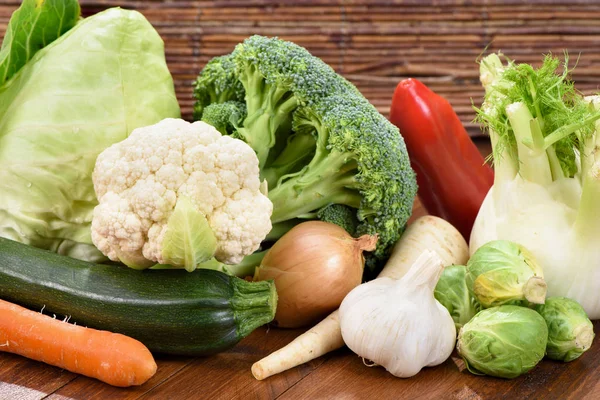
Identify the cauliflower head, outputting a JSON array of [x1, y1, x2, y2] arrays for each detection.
[[91, 118, 273, 270]]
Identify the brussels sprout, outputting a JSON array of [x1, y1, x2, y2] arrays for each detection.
[[535, 297, 595, 362], [434, 265, 481, 332], [466, 240, 547, 308], [457, 305, 548, 379]]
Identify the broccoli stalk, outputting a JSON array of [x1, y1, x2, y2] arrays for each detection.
[[269, 151, 360, 223], [269, 96, 375, 224], [231, 36, 360, 175], [260, 131, 316, 189], [236, 65, 299, 168], [192, 36, 417, 270]]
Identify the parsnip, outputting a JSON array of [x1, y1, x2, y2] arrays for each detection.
[[381, 215, 469, 279], [251, 215, 468, 380]]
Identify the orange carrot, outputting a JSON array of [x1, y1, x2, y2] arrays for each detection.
[[0, 299, 157, 387]]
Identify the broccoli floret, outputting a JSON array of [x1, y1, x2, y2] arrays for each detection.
[[192, 35, 417, 271], [201, 101, 247, 135], [192, 54, 245, 120], [317, 204, 359, 236], [232, 35, 361, 171]]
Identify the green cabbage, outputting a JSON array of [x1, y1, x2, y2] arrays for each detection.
[[535, 297, 595, 362], [457, 305, 548, 379], [434, 265, 481, 332], [466, 240, 547, 308], [0, 7, 180, 261]]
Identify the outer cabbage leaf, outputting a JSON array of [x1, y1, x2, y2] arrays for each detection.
[[457, 305, 548, 379], [0, 8, 181, 261], [0, 0, 80, 84], [434, 264, 481, 332], [535, 297, 595, 362]]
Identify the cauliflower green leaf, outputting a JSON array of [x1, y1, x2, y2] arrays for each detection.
[[162, 197, 218, 272]]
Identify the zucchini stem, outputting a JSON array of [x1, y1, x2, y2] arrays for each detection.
[[231, 277, 278, 338]]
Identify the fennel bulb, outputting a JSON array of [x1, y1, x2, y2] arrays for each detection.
[[471, 53, 600, 319]]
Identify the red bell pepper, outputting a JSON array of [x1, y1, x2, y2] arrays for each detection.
[[389, 78, 494, 240]]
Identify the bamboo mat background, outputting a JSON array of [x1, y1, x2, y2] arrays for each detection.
[[2, 1, 600, 136]]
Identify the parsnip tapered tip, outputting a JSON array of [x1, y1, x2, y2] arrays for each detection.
[[251, 361, 267, 380]]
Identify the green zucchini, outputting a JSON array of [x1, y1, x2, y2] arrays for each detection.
[[0, 237, 276, 355]]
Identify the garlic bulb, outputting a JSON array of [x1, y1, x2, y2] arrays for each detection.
[[339, 250, 456, 378]]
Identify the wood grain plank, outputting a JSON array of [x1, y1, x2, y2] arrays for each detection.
[[278, 352, 467, 400], [0, 353, 77, 400], [2, 1, 598, 133], [44, 357, 194, 400], [278, 321, 600, 400], [136, 327, 329, 400]]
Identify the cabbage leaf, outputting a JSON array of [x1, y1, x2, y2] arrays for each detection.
[[0, 7, 181, 261], [0, 0, 80, 84]]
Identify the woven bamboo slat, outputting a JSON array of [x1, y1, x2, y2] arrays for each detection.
[[1, 0, 600, 136]]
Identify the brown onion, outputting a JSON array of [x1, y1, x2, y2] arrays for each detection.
[[254, 221, 377, 328]]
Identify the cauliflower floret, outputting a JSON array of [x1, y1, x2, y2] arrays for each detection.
[[91, 118, 273, 269]]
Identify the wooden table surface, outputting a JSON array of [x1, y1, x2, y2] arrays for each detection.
[[2, 141, 600, 400], [2, 320, 600, 400]]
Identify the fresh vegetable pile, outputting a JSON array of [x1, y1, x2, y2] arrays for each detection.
[[252, 215, 470, 380], [252, 54, 599, 381], [0, 0, 598, 391]]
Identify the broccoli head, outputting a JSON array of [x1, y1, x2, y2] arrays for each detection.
[[201, 101, 247, 135], [317, 204, 359, 236], [193, 35, 417, 271], [192, 54, 245, 120]]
